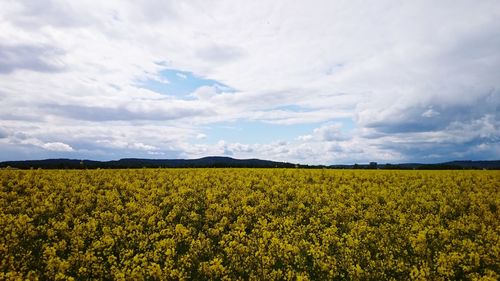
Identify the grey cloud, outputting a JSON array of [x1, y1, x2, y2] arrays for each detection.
[[8, 0, 179, 30], [0, 113, 45, 122], [0, 128, 8, 138], [10, 0, 92, 28], [357, 86, 499, 162], [314, 124, 349, 142], [326, 143, 343, 153], [135, 0, 178, 22], [372, 115, 499, 162], [377, 138, 499, 163], [364, 90, 499, 135], [421, 109, 439, 118], [0, 44, 65, 74], [13, 132, 29, 140], [196, 44, 245, 63], [43, 104, 214, 121], [440, 24, 500, 71], [0, 141, 181, 162], [222, 148, 233, 156], [229, 143, 254, 153]]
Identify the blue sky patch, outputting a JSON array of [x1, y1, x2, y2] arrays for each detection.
[[199, 118, 356, 144], [136, 69, 232, 97], [202, 121, 320, 144], [270, 104, 310, 112], [336, 118, 355, 132]]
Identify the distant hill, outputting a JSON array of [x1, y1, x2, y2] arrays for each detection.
[[331, 160, 500, 170], [0, 157, 498, 170], [0, 156, 297, 169], [441, 160, 500, 169]]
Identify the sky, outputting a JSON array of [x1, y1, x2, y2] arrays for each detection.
[[0, 0, 499, 164]]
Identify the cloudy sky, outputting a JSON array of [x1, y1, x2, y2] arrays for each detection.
[[0, 0, 499, 164]]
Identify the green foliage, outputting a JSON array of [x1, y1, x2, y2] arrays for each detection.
[[0, 169, 499, 280]]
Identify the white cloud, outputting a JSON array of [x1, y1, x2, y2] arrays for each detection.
[[0, 0, 499, 163], [298, 123, 349, 142], [313, 124, 348, 142], [130, 142, 158, 151], [41, 142, 74, 152], [297, 135, 313, 142], [190, 85, 219, 100], [422, 109, 440, 118], [95, 140, 159, 151], [147, 151, 165, 156], [176, 72, 187, 79]]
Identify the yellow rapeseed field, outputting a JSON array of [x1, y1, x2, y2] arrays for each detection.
[[1, 169, 499, 280]]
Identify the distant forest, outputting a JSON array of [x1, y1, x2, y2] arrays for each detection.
[[1, 157, 499, 170]]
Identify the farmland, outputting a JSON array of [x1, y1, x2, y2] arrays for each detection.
[[1, 169, 499, 280]]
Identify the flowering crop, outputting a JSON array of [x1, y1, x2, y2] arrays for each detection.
[[1, 169, 498, 280]]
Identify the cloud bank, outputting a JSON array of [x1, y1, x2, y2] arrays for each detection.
[[0, 0, 499, 164]]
